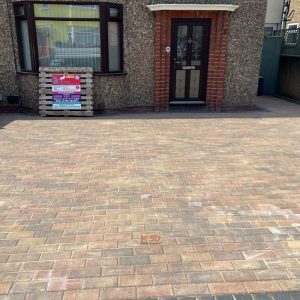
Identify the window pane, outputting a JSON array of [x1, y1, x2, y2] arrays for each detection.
[[19, 20, 32, 70], [34, 4, 99, 19], [15, 6, 25, 16], [36, 21, 101, 72], [110, 8, 120, 18], [108, 22, 121, 71]]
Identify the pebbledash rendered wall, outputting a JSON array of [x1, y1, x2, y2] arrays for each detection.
[[0, 0, 266, 112]]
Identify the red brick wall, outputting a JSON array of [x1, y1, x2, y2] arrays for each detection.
[[154, 10, 230, 112]]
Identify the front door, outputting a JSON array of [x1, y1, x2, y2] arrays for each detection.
[[170, 20, 210, 104]]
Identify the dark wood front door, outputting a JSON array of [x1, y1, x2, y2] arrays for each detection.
[[170, 20, 210, 104]]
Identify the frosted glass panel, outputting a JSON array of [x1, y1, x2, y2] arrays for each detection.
[[176, 25, 188, 66], [175, 70, 186, 98], [189, 70, 201, 98], [191, 26, 202, 66], [36, 20, 101, 72], [108, 22, 121, 71], [19, 20, 32, 70]]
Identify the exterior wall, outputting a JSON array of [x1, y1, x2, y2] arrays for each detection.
[[2, 0, 155, 112], [0, 1, 19, 100], [0, 0, 267, 112], [265, 0, 284, 29], [224, 0, 267, 106], [288, 0, 300, 27]]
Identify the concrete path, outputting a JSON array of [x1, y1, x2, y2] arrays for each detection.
[[0, 96, 300, 299]]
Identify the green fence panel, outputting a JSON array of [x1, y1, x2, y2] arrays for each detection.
[[260, 37, 282, 96]]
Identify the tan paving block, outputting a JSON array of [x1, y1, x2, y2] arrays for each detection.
[[150, 254, 181, 264], [47, 279, 84, 292], [84, 277, 117, 289], [279, 279, 300, 290], [0, 282, 12, 295], [137, 284, 173, 298], [254, 269, 292, 280], [181, 252, 212, 262], [232, 260, 268, 270], [53, 259, 85, 270], [136, 264, 168, 275], [266, 259, 300, 269], [153, 273, 187, 285], [222, 271, 256, 282], [208, 282, 246, 295], [119, 275, 153, 287], [286, 241, 300, 249], [201, 261, 234, 271], [244, 280, 282, 293], [163, 245, 194, 254], [101, 287, 136, 300], [63, 289, 99, 300]]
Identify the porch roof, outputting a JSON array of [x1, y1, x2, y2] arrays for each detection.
[[147, 3, 239, 12]]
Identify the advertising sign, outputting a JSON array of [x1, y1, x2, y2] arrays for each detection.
[[52, 74, 81, 110]]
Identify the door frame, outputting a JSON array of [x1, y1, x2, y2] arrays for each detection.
[[169, 19, 211, 103]]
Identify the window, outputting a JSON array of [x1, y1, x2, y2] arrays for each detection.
[[14, 2, 123, 73], [287, 23, 299, 30]]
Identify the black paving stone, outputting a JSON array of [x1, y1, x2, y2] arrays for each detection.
[[155, 293, 300, 300], [234, 295, 254, 300], [252, 294, 273, 300], [289, 291, 300, 300], [269, 292, 293, 300], [216, 296, 234, 300]]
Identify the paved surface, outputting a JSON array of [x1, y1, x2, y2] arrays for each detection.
[[0, 96, 300, 300]]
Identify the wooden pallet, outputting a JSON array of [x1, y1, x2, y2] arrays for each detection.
[[39, 67, 93, 117]]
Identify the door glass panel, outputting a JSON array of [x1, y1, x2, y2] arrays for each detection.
[[191, 26, 203, 66], [189, 70, 200, 98], [176, 25, 188, 66], [175, 70, 186, 98]]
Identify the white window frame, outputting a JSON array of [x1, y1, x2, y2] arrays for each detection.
[[287, 23, 299, 29]]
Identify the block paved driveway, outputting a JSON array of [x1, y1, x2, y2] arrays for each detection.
[[0, 97, 300, 300]]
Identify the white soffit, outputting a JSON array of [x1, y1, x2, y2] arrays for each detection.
[[147, 4, 239, 12]]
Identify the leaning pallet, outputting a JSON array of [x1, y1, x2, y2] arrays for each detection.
[[39, 67, 93, 117]]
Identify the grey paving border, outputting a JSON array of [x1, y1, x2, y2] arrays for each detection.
[[140, 291, 300, 300]]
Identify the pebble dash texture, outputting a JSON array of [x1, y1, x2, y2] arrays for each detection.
[[0, 96, 300, 299]]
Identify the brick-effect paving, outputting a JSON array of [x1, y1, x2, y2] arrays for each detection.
[[0, 97, 300, 299]]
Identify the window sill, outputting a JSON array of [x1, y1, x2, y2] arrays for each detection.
[[94, 71, 127, 76], [17, 71, 38, 75], [17, 71, 128, 76]]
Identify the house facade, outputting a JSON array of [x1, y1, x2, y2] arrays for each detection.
[[265, 0, 284, 33], [287, 0, 300, 28], [0, 0, 266, 113]]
